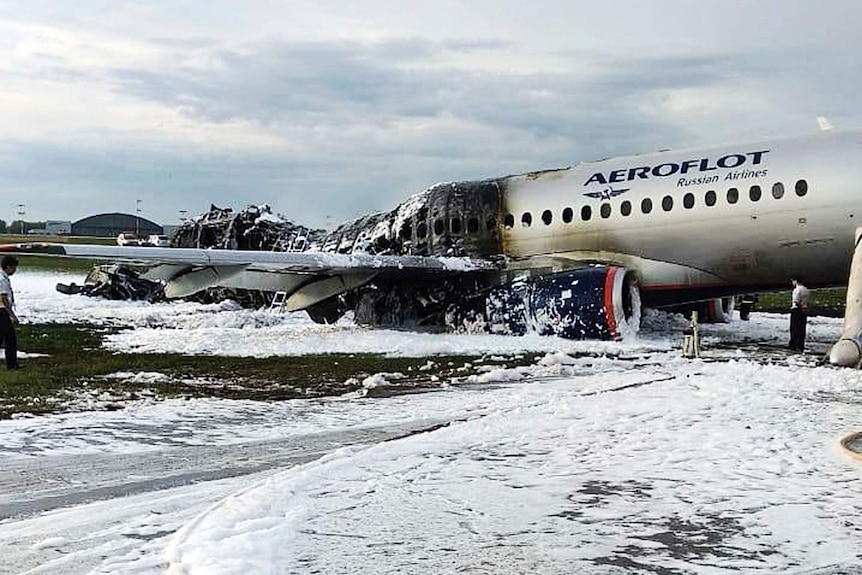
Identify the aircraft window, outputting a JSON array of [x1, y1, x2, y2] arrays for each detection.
[[562, 207, 573, 223], [417, 222, 427, 239], [450, 218, 462, 234], [683, 193, 694, 209], [521, 212, 532, 227], [620, 200, 632, 216], [434, 219, 445, 235], [795, 179, 808, 197], [467, 217, 479, 234], [749, 185, 762, 202], [542, 209, 553, 225], [772, 182, 785, 199], [581, 205, 592, 221], [504, 214, 514, 229], [705, 190, 717, 206], [641, 197, 653, 214], [600, 203, 611, 219], [400, 224, 412, 240], [727, 187, 739, 204], [662, 195, 673, 212], [486, 216, 497, 230]]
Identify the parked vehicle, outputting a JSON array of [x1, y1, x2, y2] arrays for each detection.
[[147, 234, 171, 247], [116, 232, 142, 246]]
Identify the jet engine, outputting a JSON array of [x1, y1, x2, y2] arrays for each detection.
[[449, 265, 641, 340]]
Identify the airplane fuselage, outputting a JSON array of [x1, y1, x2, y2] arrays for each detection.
[[499, 130, 862, 303]]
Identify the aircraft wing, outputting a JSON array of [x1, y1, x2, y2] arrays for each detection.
[[0, 242, 498, 310]]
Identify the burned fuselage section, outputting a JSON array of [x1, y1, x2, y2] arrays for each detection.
[[314, 179, 504, 258], [60, 174, 639, 340], [163, 182, 515, 330], [307, 179, 511, 330], [173, 204, 326, 252]]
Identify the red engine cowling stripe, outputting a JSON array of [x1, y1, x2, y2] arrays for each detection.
[[603, 267, 618, 338]]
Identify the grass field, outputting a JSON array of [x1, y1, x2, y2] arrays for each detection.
[[0, 321, 538, 419], [754, 286, 846, 317], [0, 233, 116, 245]]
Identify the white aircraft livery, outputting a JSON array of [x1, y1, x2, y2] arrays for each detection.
[[3, 129, 861, 341]]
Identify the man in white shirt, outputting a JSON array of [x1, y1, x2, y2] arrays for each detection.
[[789, 276, 809, 352], [0, 255, 20, 369]]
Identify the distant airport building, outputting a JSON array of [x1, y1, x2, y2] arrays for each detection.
[[71, 213, 163, 238], [45, 220, 72, 235]]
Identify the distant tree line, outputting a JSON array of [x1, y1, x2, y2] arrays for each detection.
[[3, 220, 49, 234]]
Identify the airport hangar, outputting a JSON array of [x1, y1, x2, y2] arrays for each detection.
[[70, 213, 164, 238]]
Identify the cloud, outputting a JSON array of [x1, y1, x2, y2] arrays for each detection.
[[106, 39, 740, 156], [0, 40, 777, 225], [0, 3, 861, 227]]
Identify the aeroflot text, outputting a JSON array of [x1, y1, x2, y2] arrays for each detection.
[[583, 150, 770, 186]]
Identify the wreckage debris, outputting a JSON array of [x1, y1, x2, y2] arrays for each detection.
[[59, 204, 328, 307], [57, 264, 165, 303], [59, 182, 508, 322], [57, 263, 274, 309], [172, 204, 326, 252]]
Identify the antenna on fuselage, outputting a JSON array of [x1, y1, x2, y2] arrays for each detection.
[[817, 116, 834, 131]]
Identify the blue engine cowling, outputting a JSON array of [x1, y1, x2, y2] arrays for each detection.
[[450, 265, 641, 340]]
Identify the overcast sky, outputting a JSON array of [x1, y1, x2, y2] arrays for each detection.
[[1, 0, 860, 228]]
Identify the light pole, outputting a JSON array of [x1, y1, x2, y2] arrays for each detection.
[[179, 209, 187, 222], [135, 199, 142, 237], [16, 204, 25, 235]]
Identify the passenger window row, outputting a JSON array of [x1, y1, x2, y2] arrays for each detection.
[[402, 179, 808, 239], [411, 215, 496, 240], [504, 179, 808, 228]]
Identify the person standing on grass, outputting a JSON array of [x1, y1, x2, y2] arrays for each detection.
[[0, 255, 20, 369], [789, 276, 809, 352]]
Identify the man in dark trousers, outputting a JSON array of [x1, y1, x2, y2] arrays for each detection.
[[789, 276, 809, 352], [0, 255, 20, 369]]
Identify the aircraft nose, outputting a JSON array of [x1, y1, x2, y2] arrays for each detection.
[[829, 338, 861, 367]]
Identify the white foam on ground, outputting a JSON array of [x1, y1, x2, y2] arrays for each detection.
[[5, 269, 862, 574]]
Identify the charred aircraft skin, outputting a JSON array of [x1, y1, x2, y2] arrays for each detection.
[[173, 204, 326, 252], [312, 178, 513, 332], [170, 184, 506, 260], [56, 264, 165, 303], [315, 179, 504, 259], [167, 190, 512, 331]]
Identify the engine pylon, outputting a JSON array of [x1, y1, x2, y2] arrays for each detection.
[[829, 227, 862, 367]]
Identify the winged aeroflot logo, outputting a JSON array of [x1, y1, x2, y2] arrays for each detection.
[[583, 186, 630, 200]]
